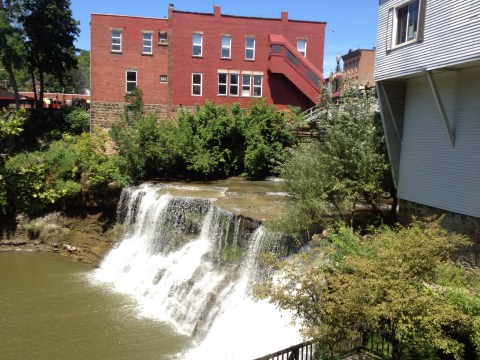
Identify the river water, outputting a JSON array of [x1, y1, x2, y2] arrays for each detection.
[[0, 252, 191, 360]]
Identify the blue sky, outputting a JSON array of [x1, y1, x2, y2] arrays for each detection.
[[71, 0, 379, 76]]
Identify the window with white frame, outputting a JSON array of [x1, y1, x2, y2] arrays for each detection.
[[221, 35, 231, 59], [230, 73, 239, 96], [218, 73, 228, 95], [192, 33, 203, 57], [192, 73, 202, 96], [142, 33, 153, 54], [394, 0, 420, 45], [253, 75, 263, 97], [111, 30, 122, 52], [160, 75, 168, 83], [126, 70, 137, 93], [297, 39, 307, 57], [245, 37, 255, 60], [242, 74, 251, 97]]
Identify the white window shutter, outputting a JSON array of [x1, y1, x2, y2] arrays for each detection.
[[386, 7, 394, 54]]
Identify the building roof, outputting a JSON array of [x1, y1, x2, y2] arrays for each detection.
[[341, 48, 376, 61], [0, 88, 34, 101]]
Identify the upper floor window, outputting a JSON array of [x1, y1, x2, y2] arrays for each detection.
[[111, 30, 122, 53], [126, 70, 137, 93], [245, 37, 255, 60], [192, 33, 203, 57], [297, 39, 307, 57], [395, 0, 420, 45], [221, 35, 231, 59], [142, 33, 153, 54], [192, 73, 202, 96], [158, 31, 168, 45]]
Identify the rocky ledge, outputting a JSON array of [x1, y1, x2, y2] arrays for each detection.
[[0, 208, 119, 267]]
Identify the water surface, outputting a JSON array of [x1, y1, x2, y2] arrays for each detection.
[[0, 252, 190, 360]]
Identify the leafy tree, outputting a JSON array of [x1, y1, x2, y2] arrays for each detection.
[[0, 0, 25, 107], [256, 219, 480, 360], [278, 81, 391, 236], [20, 0, 79, 115]]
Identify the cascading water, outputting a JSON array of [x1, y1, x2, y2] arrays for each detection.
[[93, 183, 302, 359]]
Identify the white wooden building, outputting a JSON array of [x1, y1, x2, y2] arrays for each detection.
[[375, 0, 480, 222]]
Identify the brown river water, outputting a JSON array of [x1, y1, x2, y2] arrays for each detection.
[[0, 252, 191, 360]]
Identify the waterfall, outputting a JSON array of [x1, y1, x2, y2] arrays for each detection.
[[93, 184, 302, 359]]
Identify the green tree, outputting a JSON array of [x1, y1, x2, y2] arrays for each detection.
[[0, 0, 25, 107], [20, 0, 79, 116], [278, 81, 391, 236], [257, 219, 480, 360]]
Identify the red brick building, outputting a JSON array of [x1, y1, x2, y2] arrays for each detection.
[[341, 48, 376, 88], [90, 4, 326, 128]]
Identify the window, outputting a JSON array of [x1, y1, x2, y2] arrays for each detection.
[[142, 33, 153, 54], [160, 75, 168, 83], [192, 33, 203, 57], [126, 70, 137, 93], [192, 73, 202, 96], [221, 35, 231, 59], [242, 74, 251, 97], [230, 74, 239, 96], [218, 73, 228, 95], [158, 31, 168, 45], [111, 30, 122, 52], [297, 39, 307, 57], [245, 37, 255, 60], [395, 0, 420, 45], [253, 75, 262, 97]]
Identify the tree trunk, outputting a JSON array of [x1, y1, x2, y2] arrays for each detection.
[[5, 61, 20, 108], [38, 69, 45, 120]]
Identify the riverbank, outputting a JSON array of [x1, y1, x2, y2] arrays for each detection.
[[0, 207, 119, 267]]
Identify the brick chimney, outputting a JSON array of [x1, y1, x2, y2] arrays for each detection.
[[168, 3, 174, 18], [214, 5, 221, 17], [281, 11, 288, 22]]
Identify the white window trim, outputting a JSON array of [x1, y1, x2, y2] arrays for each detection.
[[192, 72, 202, 96], [125, 70, 137, 93], [111, 30, 122, 53], [221, 35, 231, 59], [218, 72, 228, 96], [192, 33, 203, 57], [229, 73, 239, 97], [245, 37, 255, 61], [142, 32, 153, 55], [297, 39, 307, 57], [241, 73, 252, 97], [252, 74, 263, 97], [391, 0, 420, 49]]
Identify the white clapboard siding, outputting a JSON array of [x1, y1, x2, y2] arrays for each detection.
[[375, 0, 480, 81], [397, 65, 480, 218]]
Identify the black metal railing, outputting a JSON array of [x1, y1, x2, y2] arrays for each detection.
[[253, 341, 314, 360]]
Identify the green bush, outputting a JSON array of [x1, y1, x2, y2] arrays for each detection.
[[110, 96, 299, 181], [65, 108, 89, 134]]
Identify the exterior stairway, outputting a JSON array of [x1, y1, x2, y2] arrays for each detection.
[[268, 34, 324, 103]]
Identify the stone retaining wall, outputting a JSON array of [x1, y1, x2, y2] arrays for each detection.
[[399, 200, 480, 236], [91, 101, 195, 130]]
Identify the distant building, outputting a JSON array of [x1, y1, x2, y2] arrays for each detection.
[[375, 0, 480, 233], [342, 48, 375, 88], [90, 4, 326, 128]]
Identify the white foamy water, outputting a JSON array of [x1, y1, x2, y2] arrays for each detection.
[[92, 184, 302, 359]]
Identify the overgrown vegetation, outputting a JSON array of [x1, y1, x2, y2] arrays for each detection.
[[110, 88, 298, 181], [257, 219, 480, 360], [275, 81, 393, 240]]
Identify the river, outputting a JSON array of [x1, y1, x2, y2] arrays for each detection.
[[0, 252, 191, 360]]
